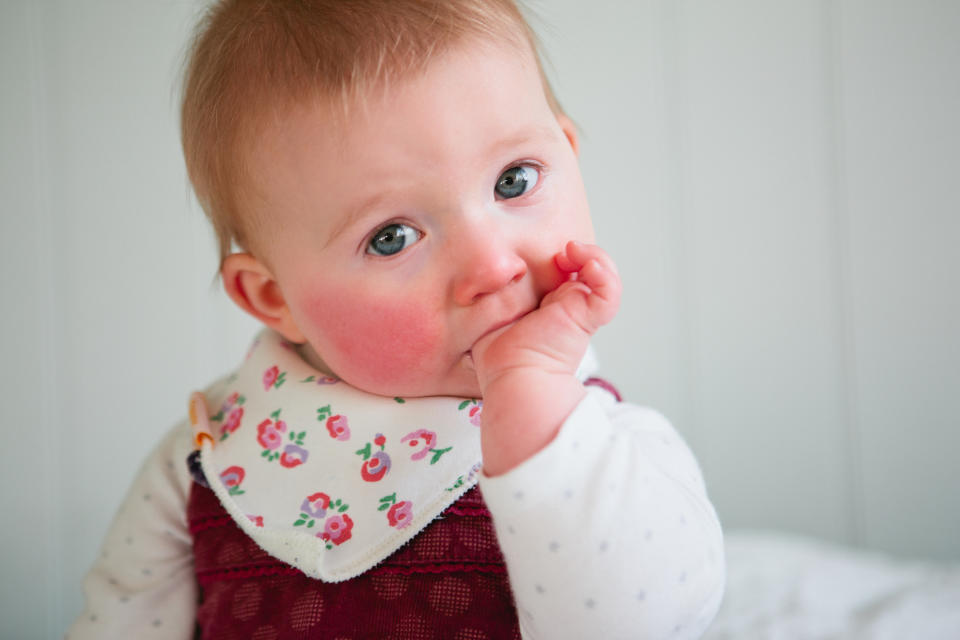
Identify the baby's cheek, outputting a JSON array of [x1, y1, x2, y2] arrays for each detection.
[[301, 291, 442, 388]]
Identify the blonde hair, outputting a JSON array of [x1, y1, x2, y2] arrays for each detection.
[[180, 0, 561, 266]]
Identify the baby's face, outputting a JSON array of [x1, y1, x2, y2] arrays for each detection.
[[248, 40, 594, 398]]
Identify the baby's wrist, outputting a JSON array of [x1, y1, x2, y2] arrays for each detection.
[[479, 371, 586, 477]]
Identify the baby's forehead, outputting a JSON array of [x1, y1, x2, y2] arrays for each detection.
[[258, 38, 548, 156]]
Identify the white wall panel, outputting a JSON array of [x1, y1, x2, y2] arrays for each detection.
[[666, 0, 854, 542], [1, 5, 63, 638], [838, 0, 960, 560]]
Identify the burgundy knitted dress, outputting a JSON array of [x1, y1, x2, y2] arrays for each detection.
[[188, 481, 521, 639]]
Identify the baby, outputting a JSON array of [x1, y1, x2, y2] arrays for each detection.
[[68, 1, 724, 638]]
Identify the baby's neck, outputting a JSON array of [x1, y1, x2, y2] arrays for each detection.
[[295, 342, 337, 378]]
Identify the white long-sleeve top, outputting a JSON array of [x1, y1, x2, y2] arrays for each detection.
[[67, 331, 724, 639]]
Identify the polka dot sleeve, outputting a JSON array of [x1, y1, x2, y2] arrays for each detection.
[[479, 388, 726, 639], [66, 420, 197, 640]]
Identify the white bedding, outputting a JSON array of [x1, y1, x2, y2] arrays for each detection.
[[703, 530, 960, 640]]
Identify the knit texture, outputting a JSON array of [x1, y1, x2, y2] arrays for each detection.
[[188, 481, 521, 639]]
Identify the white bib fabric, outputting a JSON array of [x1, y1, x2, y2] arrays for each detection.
[[195, 330, 486, 582]]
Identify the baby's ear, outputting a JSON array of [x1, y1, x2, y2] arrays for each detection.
[[556, 113, 580, 157], [221, 253, 305, 343]]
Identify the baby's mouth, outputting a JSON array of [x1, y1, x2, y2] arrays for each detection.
[[462, 351, 476, 372]]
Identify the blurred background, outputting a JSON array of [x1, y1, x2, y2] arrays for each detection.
[[2, 0, 958, 637]]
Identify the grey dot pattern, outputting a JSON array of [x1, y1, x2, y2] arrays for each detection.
[[479, 400, 719, 636]]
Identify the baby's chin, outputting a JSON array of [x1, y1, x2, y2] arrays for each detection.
[[297, 342, 482, 399]]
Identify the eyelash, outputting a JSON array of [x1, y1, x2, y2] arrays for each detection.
[[496, 160, 547, 200], [362, 219, 421, 256]]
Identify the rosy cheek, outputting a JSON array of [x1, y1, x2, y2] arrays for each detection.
[[299, 287, 442, 389]]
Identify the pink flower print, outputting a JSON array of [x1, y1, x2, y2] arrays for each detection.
[[356, 433, 390, 481], [221, 407, 245, 437], [301, 492, 331, 519], [469, 404, 482, 426], [262, 365, 287, 390], [257, 418, 287, 452], [401, 429, 437, 461], [295, 492, 347, 530], [317, 376, 339, 385], [219, 466, 245, 496], [387, 501, 413, 529], [401, 429, 452, 465], [263, 366, 278, 389], [458, 399, 482, 426], [325, 414, 350, 441], [212, 392, 246, 438], [360, 451, 391, 482], [320, 513, 354, 547], [280, 443, 309, 468], [248, 514, 264, 527], [318, 405, 349, 441]]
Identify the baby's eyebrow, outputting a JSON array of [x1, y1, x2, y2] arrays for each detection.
[[323, 190, 394, 248], [484, 124, 559, 159]]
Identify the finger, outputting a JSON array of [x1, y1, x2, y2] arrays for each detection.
[[578, 258, 621, 308], [539, 279, 591, 309], [565, 241, 619, 277], [554, 247, 579, 274]]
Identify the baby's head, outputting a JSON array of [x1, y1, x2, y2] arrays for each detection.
[[181, 0, 595, 398]]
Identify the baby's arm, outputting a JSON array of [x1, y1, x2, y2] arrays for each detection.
[[473, 241, 621, 476], [478, 393, 726, 639], [475, 242, 724, 637], [67, 421, 196, 640]]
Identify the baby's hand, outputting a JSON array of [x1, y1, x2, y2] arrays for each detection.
[[473, 241, 621, 389], [473, 241, 621, 476]]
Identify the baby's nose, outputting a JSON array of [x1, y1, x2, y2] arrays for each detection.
[[451, 237, 527, 306]]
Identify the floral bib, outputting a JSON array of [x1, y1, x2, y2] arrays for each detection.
[[192, 330, 486, 582]]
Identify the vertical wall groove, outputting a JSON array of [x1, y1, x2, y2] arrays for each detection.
[[824, 0, 866, 547], [659, 0, 699, 444], [27, 1, 65, 634]]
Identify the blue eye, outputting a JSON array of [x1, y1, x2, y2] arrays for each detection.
[[366, 223, 422, 256], [495, 165, 540, 199]]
